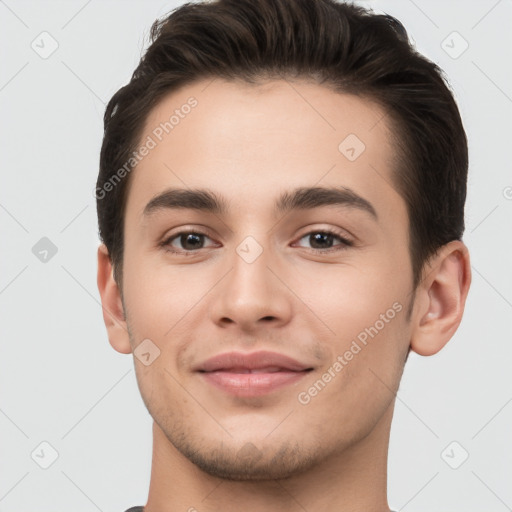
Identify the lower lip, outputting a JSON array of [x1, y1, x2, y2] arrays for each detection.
[[199, 370, 310, 397]]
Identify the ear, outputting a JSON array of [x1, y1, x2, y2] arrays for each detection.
[[96, 243, 132, 354], [410, 240, 471, 356]]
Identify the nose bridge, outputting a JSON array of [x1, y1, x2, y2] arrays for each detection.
[[210, 234, 292, 329], [232, 235, 272, 297]]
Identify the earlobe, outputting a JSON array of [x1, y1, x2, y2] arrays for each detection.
[[410, 241, 471, 357], [96, 244, 132, 354]]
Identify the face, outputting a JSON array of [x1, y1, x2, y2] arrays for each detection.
[[119, 78, 415, 480]]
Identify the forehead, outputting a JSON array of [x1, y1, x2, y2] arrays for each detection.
[[125, 77, 403, 224]]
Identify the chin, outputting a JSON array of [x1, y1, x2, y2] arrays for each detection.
[[174, 436, 321, 481]]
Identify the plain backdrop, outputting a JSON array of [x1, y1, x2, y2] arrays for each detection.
[[0, 0, 511, 511]]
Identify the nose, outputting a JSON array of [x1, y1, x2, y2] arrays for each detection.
[[209, 239, 293, 332]]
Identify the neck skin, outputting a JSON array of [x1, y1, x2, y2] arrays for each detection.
[[142, 401, 395, 512]]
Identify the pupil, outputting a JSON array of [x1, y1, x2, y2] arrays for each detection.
[[182, 233, 203, 250], [311, 232, 333, 249]]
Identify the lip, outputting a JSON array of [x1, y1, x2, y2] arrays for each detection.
[[196, 350, 314, 397]]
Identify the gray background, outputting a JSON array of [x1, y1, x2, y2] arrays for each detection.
[[0, 0, 511, 511]]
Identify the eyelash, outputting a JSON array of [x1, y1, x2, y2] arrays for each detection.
[[296, 230, 354, 254], [160, 228, 354, 256]]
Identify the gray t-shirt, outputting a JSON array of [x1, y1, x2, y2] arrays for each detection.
[[124, 507, 398, 511]]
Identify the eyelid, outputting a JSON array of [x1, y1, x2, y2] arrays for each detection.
[[160, 225, 356, 254], [160, 224, 215, 241], [159, 227, 218, 252], [292, 228, 354, 250], [293, 223, 354, 242]]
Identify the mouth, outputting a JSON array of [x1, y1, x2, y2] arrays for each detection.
[[203, 366, 306, 374], [196, 351, 314, 397]]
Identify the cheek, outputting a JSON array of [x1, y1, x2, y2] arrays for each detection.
[[122, 252, 216, 376], [291, 257, 407, 334], [289, 259, 411, 397], [123, 247, 206, 329], [294, 312, 408, 437]]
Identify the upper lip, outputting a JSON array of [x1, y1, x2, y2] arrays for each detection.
[[196, 350, 314, 372]]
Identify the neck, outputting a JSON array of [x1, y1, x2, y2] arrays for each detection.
[[142, 401, 394, 512]]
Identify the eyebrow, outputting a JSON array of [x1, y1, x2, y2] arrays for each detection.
[[142, 186, 378, 220]]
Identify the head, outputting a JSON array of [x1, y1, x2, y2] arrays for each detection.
[[96, 0, 470, 481]]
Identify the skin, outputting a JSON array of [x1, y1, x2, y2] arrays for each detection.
[[97, 78, 471, 512]]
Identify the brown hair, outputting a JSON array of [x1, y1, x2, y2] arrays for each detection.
[[97, 0, 468, 292]]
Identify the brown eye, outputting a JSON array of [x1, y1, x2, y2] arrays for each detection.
[[162, 231, 217, 253], [295, 230, 353, 251], [177, 233, 205, 250]]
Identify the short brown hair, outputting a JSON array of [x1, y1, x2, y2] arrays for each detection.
[[96, 0, 468, 292]]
